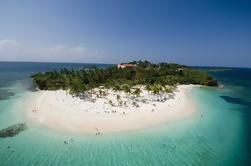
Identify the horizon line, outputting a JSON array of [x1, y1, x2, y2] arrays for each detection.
[[0, 60, 250, 69]]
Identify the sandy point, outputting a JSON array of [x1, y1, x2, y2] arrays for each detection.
[[25, 85, 198, 134]]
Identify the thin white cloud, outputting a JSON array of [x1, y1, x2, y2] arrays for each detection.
[[41, 45, 87, 57], [0, 39, 97, 62], [0, 39, 19, 47]]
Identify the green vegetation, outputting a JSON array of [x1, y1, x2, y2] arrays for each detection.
[[31, 61, 218, 95]]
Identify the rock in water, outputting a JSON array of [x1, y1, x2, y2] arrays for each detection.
[[0, 123, 27, 138], [0, 89, 15, 101], [207, 79, 218, 86]]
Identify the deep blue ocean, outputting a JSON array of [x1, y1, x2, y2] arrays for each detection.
[[0, 62, 250, 166]]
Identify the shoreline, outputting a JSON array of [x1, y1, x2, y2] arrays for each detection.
[[25, 85, 198, 134]]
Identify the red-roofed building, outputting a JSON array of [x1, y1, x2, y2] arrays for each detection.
[[117, 63, 137, 69]]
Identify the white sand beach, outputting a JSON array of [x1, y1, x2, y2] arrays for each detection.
[[26, 85, 197, 134]]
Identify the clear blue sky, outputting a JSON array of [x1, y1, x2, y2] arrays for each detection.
[[0, 0, 250, 67]]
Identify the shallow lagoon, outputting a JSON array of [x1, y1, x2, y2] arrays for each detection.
[[0, 62, 250, 166]]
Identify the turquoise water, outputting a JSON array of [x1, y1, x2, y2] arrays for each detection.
[[0, 62, 250, 165]]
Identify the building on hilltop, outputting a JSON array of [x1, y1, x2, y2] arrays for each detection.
[[117, 63, 137, 69]]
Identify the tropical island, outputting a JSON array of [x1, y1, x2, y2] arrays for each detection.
[[27, 61, 218, 134], [32, 60, 217, 93]]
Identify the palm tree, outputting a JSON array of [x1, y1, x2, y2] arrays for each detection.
[[133, 88, 141, 97], [145, 84, 152, 92], [116, 94, 121, 101], [122, 84, 131, 95], [69, 79, 81, 95], [113, 84, 121, 92], [151, 84, 163, 95], [164, 86, 174, 93], [132, 101, 139, 107]]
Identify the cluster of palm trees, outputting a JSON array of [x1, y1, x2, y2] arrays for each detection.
[[31, 61, 218, 97]]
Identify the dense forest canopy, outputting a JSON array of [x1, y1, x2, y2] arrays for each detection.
[[31, 61, 218, 95]]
